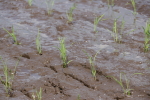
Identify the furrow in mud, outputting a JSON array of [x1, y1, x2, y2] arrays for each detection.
[[44, 65, 58, 73], [64, 73, 95, 90], [20, 88, 31, 99], [46, 79, 70, 97]]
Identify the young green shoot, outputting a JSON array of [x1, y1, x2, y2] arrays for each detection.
[[83, 50, 99, 80], [32, 87, 42, 100], [130, 0, 137, 15], [94, 14, 105, 33], [45, 0, 55, 15], [108, 73, 133, 95], [112, 18, 119, 42], [0, 57, 19, 96], [111, 0, 114, 6], [111, 17, 125, 43], [36, 29, 42, 54], [57, 37, 72, 68], [77, 94, 80, 100], [107, 0, 110, 8], [28, 0, 33, 6], [107, 0, 114, 8], [66, 3, 76, 23], [3, 26, 19, 45], [143, 19, 150, 52], [133, 73, 144, 75], [126, 29, 135, 35]]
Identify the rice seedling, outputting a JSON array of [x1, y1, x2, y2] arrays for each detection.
[[56, 37, 72, 68], [28, 0, 33, 6], [83, 50, 99, 80], [3, 26, 20, 45], [111, 0, 114, 6], [107, 0, 114, 7], [143, 19, 150, 52], [130, 0, 137, 15], [66, 3, 77, 23], [32, 87, 42, 100], [112, 18, 119, 42], [77, 94, 80, 100], [45, 0, 55, 15], [0, 56, 19, 96], [111, 17, 125, 43], [108, 73, 133, 95], [36, 29, 42, 54], [107, 0, 110, 8], [93, 14, 105, 33]]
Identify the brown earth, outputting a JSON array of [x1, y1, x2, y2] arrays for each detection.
[[0, 0, 150, 100]]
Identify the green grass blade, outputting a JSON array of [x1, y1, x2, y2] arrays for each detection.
[[36, 29, 42, 54], [46, 0, 55, 15], [3, 26, 18, 44], [67, 3, 76, 23], [94, 14, 105, 32], [28, 0, 33, 6], [143, 19, 150, 52], [130, 0, 137, 15], [57, 37, 71, 68]]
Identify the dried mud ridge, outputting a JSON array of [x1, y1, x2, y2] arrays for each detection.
[[45, 64, 98, 90], [38, 62, 148, 100], [42, 63, 121, 100]]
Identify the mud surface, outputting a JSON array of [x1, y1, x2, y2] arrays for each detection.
[[0, 0, 150, 100]]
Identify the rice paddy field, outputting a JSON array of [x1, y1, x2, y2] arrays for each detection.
[[0, 0, 150, 100]]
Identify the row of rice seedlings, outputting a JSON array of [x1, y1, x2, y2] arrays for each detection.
[[36, 29, 42, 55], [93, 14, 105, 33], [130, 0, 137, 15], [3, 26, 42, 54], [56, 37, 72, 68], [27, 1, 76, 22], [56, 37, 100, 80], [27, 0, 55, 15], [28, 0, 33, 6], [32, 87, 42, 100], [107, 0, 136, 15], [3, 26, 20, 45], [45, 0, 55, 15], [108, 73, 133, 96], [83, 50, 99, 80], [66, 3, 77, 23], [0, 56, 19, 97], [143, 19, 150, 52]]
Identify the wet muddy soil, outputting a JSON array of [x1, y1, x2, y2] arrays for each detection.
[[0, 0, 150, 100]]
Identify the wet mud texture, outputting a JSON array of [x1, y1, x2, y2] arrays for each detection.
[[0, 0, 150, 100]]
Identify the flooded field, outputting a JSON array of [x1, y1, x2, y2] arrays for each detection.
[[0, 0, 150, 100]]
